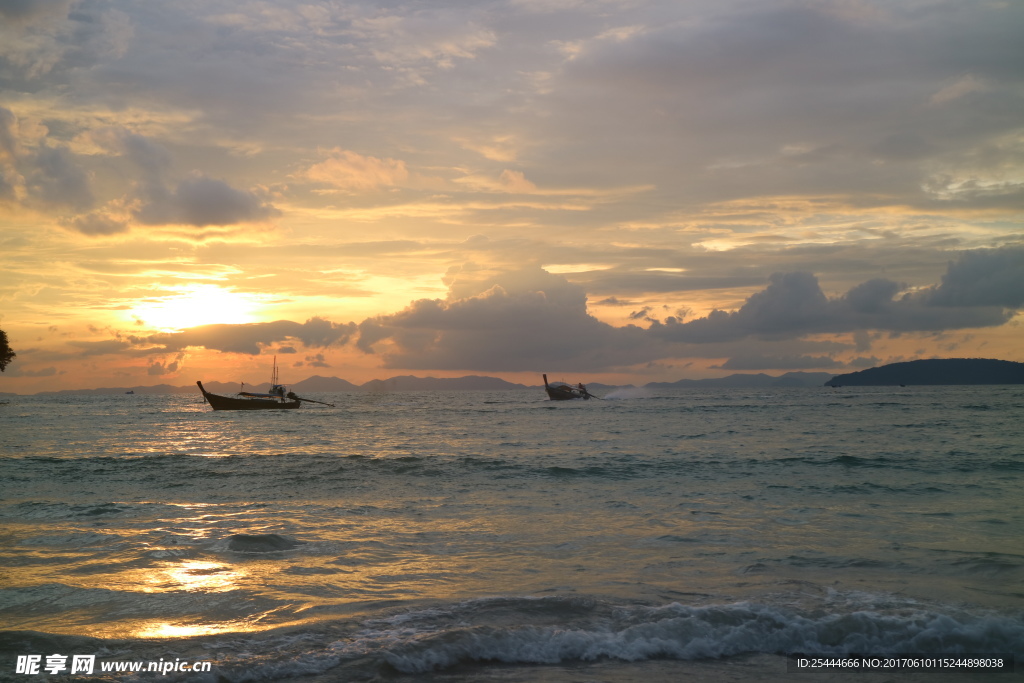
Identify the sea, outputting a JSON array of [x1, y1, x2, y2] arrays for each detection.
[[1, 385, 1022, 682]]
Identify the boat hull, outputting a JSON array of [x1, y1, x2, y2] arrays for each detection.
[[545, 387, 587, 400], [542, 374, 591, 400], [197, 381, 301, 410]]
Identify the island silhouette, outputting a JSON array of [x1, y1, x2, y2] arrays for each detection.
[[826, 358, 1024, 386]]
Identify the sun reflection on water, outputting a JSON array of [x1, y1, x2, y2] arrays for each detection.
[[135, 621, 240, 638], [158, 560, 243, 592]]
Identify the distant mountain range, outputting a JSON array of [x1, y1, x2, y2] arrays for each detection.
[[646, 371, 833, 389], [825, 358, 1024, 386], [4, 371, 834, 396], [5, 360, 1020, 396]]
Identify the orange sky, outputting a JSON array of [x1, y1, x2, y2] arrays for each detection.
[[1, 0, 1022, 393]]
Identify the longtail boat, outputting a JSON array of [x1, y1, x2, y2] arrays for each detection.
[[197, 357, 333, 410], [196, 381, 302, 410], [542, 373, 598, 400]]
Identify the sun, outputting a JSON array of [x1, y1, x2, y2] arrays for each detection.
[[131, 285, 260, 331]]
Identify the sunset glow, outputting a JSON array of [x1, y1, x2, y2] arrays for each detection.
[[0, 0, 1021, 393], [129, 287, 261, 332]]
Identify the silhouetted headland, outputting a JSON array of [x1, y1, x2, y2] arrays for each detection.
[[826, 358, 1024, 386]]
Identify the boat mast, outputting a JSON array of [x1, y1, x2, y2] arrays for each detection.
[[271, 355, 278, 386]]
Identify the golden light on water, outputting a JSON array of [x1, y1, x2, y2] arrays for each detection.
[[129, 285, 261, 331], [131, 558, 254, 638], [160, 560, 243, 592], [134, 556, 245, 593], [136, 621, 239, 638]]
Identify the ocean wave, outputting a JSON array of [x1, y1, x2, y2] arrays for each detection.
[[2, 595, 1021, 681], [351, 597, 1024, 675], [375, 602, 1020, 674]]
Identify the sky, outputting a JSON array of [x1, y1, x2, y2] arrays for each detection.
[[1, 0, 1022, 393]]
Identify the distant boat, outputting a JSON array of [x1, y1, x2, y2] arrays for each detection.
[[125, 390, 134, 394], [543, 374, 597, 400], [197, 357, 333, 411]]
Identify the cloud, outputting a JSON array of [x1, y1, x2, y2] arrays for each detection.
[[303, 148, 410, 192], [349, 246, 1022, 372], [45, 130, 280, 231], [844, 278, 903, 314], [455, 169, 538, 193], [1, 114, 273, 232], [3, 364, 59, 377], [133, 173, 278, 227], [302, 353, 330, 368], [923, 246, 1024, 308], [63, 212, 129, 236], [651, 248, 1021, 345], [0, 0, 127, 81], [147, 358, 179, 375], [0, 107, 95, 212], [715, 353, 843, 371], [99, 129, 173, 177], [27, 145, 94, 210], [3, 1, 1023, 390], [138, 317, 357, 355], [66, 339, 134, 356], [546, 1, 1024, 211], [0, 0, 72, 22], [34, 245, 1024, 377], [0, 107, 17, 159], [356, 265, 658, 371], [355, 12, 496, 70]]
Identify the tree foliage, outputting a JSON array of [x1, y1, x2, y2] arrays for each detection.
[[0, 329, 15, 372]]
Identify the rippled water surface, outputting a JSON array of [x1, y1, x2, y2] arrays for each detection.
[[1, 386, 1022, 680]]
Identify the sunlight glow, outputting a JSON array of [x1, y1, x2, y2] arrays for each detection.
[[136, 621, 241, 638], [130, 286, 260, 331], [542, 263, 611, 274], [137, 559, 245, 595]]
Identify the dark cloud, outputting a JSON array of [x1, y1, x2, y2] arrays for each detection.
[[352, 247, 1021, 372], [116, 131, 172, 175], [3, 364, 59, 377], [43, 129, 280, 233], [0, 171, 15, 202], [132, 173, 278, 227], [26, 146, 93, 210], [0, 108, 95, 213], [356, 266, 659, 371], [923, 246, 1024, 308], [138, 317, 357, 355], [651, 249, 1019, 345], [0, 0, 71, 22], [550, 2, 1024, 209], [64, 213, 129, 236], [650, 272, 832, 343], [66, 339, 133, 356], [844, 278, 903, 314], [147, 358, 179, 375], [595, 297, 632, 306], [0, 107, 17, 158], [303, 353, 330, 368]]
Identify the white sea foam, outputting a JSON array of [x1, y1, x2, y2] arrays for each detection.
[[373, 602, 1024, 674], [601, 386, 653, 400]]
